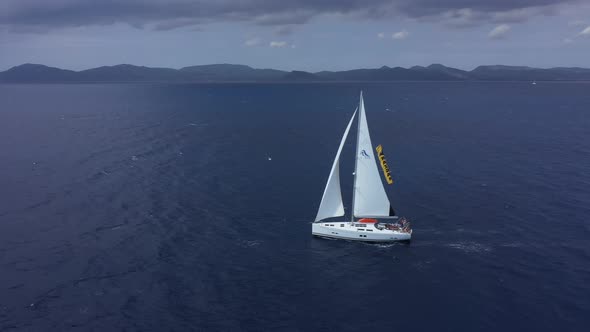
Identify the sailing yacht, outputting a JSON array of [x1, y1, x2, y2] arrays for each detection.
[[312, 92, 412, 242]]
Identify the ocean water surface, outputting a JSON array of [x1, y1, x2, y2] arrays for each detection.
[[0, 82, 589, 331]]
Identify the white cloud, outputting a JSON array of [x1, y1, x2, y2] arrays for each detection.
[[392, 30, 408, 40], [579, 26, 590, 36], [569, 20, 587, 27], [274, 25, 294, 36], [563, 38, 574, 44], [244, 37, 261, 47], [377, 32, 385, 39], [441, 8, 476, 27], [270, 41, 288, 48], [488, 24, 511, 39], [491, 8, 546, 24]]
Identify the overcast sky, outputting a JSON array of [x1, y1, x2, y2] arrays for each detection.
[[1, 0, 589, 71]]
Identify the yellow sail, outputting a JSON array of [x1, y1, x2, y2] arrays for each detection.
[[375, 145, 393, 184]]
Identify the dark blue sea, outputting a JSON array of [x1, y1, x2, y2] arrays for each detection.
[[0, 82, 589, 331]]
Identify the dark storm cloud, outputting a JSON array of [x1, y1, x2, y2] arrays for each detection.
[[390, 0, 571, 17], [0, 0, 579, 30]]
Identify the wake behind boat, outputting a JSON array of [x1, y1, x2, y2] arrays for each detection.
[[312, 92, 412, 242]]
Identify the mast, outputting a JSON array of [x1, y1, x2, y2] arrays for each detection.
[[351, 91, 363, 222]]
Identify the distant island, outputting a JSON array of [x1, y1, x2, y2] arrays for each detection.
[[1, 63, 590, 83]]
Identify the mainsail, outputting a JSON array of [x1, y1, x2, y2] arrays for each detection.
[[315, 109, 357, 222], [352, 92, 394, 218]]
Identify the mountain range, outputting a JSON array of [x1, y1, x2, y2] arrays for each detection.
[[1, 63, 590, 83]]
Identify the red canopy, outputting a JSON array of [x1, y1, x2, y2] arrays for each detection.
[[358, 218, 378, 223]]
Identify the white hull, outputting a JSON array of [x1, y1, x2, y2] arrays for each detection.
[[312, 222, 411, 242]]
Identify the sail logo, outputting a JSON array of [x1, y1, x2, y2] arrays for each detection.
[[376, 145, 394, 184], [360, 150, 370, 159]]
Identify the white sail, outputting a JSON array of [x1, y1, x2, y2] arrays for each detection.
[[353, 92, 393, 218], [315, 109, 357, 222]]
